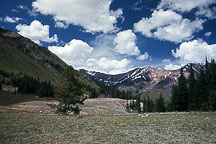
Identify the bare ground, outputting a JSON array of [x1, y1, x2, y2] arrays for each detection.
[[0, 98, 129, 115]]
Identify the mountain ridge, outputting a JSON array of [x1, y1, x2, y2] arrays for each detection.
[[80, 63, 203, 96]]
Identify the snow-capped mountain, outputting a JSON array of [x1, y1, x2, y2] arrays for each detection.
[[80, 63, 203, 94]]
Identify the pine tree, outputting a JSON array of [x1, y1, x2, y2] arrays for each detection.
[[178, 68, 189, 111], [143, 97, 146, 112], [188, 64, 196, 111], [171, 85, 179, 111], [146, 96, 150, 112], [149, 99, 155, 112], [55, 66, 85, 114], [135, 96, 141, 113], [0, 82, 2, 91], [132, 97, 135, 110], [208, 89, 216, 111], [155, 93, 165, 112], [205, 58, 211, 88], [197, 68, 208, 111]]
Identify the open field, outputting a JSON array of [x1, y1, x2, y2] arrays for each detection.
[[0, 93, 216, 143], [0, 112, 216, 144], [0, 91, 48, 106]]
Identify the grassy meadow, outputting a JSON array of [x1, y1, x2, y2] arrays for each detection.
[[0, 112, 215, 144]]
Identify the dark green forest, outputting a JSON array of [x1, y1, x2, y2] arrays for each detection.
[[170, 59, 216, 112]]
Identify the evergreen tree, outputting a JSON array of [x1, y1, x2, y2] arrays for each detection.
[[210, 60, 216, 90], [149, 99, 155, 112], [146, 96, 154, 112], [55, 67, 85, 114], [205, 58, 211, 88], [155, 93, 166, 112], [0, 82, 2, 91], [132, 97, 135, 110], [143, 97, 146, 112], [146, 96, 151, 112], [129, 97, 132, 110], [135, 96, 141, 113], [208, 89, 216, 111], [171, 85, 179, 111], [178, 68, 189, 111], [188, 64, 196, 111], [197, 68, 208, 111]]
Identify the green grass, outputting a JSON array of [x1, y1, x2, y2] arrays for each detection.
[[0, 91, 46, 106], [0, 112, 215, 143], [141, 89, 171, 102]]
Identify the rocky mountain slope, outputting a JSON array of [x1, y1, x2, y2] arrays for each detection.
[[0, 28, 98, 89], [81, 63, 203, 96]]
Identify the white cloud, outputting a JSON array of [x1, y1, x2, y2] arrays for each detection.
[[32, 0, 123, 33], [48, 39, 93, 68], [17, 5, 29, 10], [164, 64, 181, 70], [137, 52, 149, 60], [16, 20, 58, 45], [134, 9, 204, 43], [17, 5, 37, 16], [172, 39, 216, 65], [86, 57, 130, 74], [196, 7, 216, 19], [48, 38, 131, 74], [205, 32, 212, 37], [4, 16, 22, 23], [157, 0, 215, 13], [162, 58, 171, 63], [113, 30, 140, 56], [55, 21, 68, 29]]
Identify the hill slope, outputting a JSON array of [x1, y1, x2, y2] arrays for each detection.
[[0, 28, 67, 84]]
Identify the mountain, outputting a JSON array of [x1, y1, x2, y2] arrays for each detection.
[[0, 28, 99, 89], [0, 28, 67, 84], [80, 63, 203, 98]]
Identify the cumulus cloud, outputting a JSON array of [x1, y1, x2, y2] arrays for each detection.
[[205, 32, 212, 37], [134, 9, 204, 43], [172, 39, 216, 65], [164, 64, 181, 70], [48, 39, 93, 68], [86, 57, 130, 74], [113, 30, 140, 56], [16, 20, 58, 45], [48, 38, 131, 74], [113, 30, 150, 61], [32, 0, 123, 33], [157, 0, 215, 13], [4, 16, 22, 23]]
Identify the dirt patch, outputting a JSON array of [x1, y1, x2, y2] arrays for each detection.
[[81, 98, 129, 115], [0, 101, 58, 114], [0, 98, 129, 115]]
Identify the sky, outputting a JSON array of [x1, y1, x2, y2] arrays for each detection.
[[0, 0, 216, 74]]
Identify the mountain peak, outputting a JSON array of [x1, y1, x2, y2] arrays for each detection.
[[82, 64, 202, 94]]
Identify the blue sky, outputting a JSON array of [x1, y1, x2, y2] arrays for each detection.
[[1, 0, 216, 74]]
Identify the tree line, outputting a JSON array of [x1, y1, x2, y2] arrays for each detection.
[[0, 71, 54, 97], [126, 93, 166, 113], [170, 59, 216, 111]]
